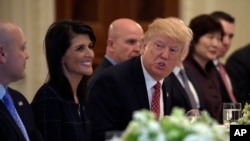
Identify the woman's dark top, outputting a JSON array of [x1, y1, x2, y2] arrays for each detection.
[[184, 56, 223, 124], [31, 83, 91, 141]]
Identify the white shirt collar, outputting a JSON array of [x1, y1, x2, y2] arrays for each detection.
[[173, 64, 186, 75], [140, 57, 163, 89], [213, 59, 219, 66]]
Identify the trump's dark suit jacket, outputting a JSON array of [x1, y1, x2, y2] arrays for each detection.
[[87, 56, 172, 141], [0, 87, 43, 141]]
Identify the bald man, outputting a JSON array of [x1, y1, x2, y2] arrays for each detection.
[[87, 18, 143, 89], [0, 21, 43, 141]]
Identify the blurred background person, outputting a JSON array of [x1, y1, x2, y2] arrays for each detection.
[[87, 18, 143, 90], [211, 11, 237, 103], [31, 20, 96, 141], [165, 18, 203, 113], [167, 38, 204, 113], [0, 21, 43, 141], [226, 43, 250, 106], [183, 14, 224, 123], [211, 11, 235, 60]]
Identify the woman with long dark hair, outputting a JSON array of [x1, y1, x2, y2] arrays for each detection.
[[31, 20, 96, 141]]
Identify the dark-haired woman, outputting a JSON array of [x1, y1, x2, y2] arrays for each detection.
[[183, 14, 224, 123], [31, 20, 96, 141]]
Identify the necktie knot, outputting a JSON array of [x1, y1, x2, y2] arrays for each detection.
[[179, 69, 187, 82], [154, 81, 161, 91], [217, 62, 225, 72], [3, 92, 15, 108]]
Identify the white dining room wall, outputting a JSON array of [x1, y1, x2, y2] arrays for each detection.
[[0, 0, 54, 102], [0, 0, 249, 102], [179, 0, 250, 63]]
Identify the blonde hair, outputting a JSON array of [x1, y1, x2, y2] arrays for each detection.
[[141, 17, 193, 60]]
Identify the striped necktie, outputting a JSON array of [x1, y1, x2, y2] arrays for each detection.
[[2, 91, 30, 141]]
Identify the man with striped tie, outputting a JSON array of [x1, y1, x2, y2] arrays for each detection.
[[0, 21, 43, 141]]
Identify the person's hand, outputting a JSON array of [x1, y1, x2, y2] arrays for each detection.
[[185, 109, 200, 123]]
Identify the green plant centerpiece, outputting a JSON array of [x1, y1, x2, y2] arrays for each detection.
[[237, 103, 250, 125], [111, 107, 228, 141]]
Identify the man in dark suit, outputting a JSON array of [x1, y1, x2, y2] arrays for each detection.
[[0, 21, 43, 141], [166, 41, 204, 112], [226, 43, 250, 106], [87, 18, 143, 89], [87, 17, 193, 141], [88, 18, 143, 88], [210, 11, 238, 103], [167, 65, 204, 112]]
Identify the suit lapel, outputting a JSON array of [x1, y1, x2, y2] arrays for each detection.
[[171, 73, 192, 107], [0, 101, 26, 140], [185, 68, 205, 109], [162, 78, 172, 115], [133, 57, 150, 110]]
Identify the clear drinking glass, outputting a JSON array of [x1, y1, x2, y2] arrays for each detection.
[[222, 103, 242, 128], [105, 130, 122, 141], [185, 109, 200, 123]]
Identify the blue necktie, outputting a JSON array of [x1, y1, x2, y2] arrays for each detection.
[[2, 92, 30, 141]]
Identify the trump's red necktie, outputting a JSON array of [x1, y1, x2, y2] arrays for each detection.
[[151, 81, 161, 120]]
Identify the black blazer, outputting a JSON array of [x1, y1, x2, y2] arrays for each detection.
[[32, 83, 91, 141], [0, 87, 43, 141], [87, 57, 113, 91], [226, 43, 250, 106], [87, 56, 172, 141], [166, 68, 204, 112]]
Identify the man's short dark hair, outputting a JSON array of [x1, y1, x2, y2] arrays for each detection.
[[210, 11, 235, 23]]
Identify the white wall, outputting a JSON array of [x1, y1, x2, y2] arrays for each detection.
[[0, 0, 249, 102], [0, 0, 54, 102], [180, 0, 250, 62]]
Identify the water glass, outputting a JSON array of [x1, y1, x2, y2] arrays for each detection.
[[105, 130, 122, 141], [185, 109, 200, 123], [222, 103, 242, 128]]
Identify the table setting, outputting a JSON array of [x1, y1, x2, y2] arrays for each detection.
[[108, 103, 250, 141], [110, 107, 228, 141]]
